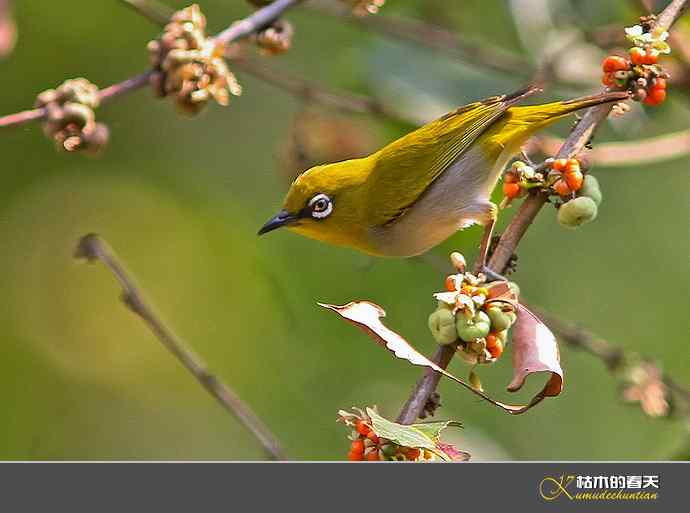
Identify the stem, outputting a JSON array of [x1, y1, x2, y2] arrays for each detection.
[[74, 234, 286, 461], [215, 0, 303, 46]]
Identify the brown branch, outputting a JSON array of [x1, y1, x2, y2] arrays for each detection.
[[118, 0, 170, 25], [0, 0, 303, 129], [74, 234, 286, 461], [396, 0, 688, 425]]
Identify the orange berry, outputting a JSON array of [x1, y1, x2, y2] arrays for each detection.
[[351, 439, 364, 454], [565, 170, 584, 191], [602, 55, 628, 72], [641, 48, 659, 65], [652, 77, 667, 90], [644, 87, 666, 106], [348, 450, 364, 461], [406, 448, 421, 460], [366, 451, 380, 461], [367, 431, 380, 444], [445, 275, 457, 292], [565, 159, 581, 174], [553, 178, 571, 196], [629, 47, 645, 65], [502, 182, 521, 199], [487, 337, 504, 359], [552, 158, 568, 172], [601, 73, 615, 87], [504, 170, 519, 183], [355, 420, 371, 436]]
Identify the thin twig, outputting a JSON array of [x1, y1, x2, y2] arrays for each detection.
[[396, 0, 689, 425], [74, 234, 286, 461], [118, 0, 170, 25], [0, 0, 303, 129]]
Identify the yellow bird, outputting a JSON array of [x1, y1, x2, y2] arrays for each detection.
[[259, 86, 627, 270]]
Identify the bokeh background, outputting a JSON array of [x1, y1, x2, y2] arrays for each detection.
[[0, 0, 688, 460]]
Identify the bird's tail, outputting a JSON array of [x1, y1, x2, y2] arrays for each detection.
[[504, 90, 631, 135]]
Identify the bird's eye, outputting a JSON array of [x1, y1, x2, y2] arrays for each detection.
[[308, 193, 333, 219]]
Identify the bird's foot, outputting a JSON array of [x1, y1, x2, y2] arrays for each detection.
[[480, 266, 509, 283], [486, 233, 519, 276]]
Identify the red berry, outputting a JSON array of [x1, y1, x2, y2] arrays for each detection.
[[445, 275, 457, 292], [565, 170, 584, 191], [502, 182, 521, 199], [366, 451, 380, 461], [405, 448, 421, 460], [355, 420, 371, 436], [652, 77, 667, 90], [552, 158, 568, 172], [486, 335, 504, 359], [601, 73, 615, 87], [602, 55, 628, 73], [348, 450, 364, 461], [351, 439, 364, 454], [629, 47, 645, 65], [553, 179, 571, 197], [366, 431, 380, 444], [642, 48, 659, 65], [643, 87, 666, 105], [504, 170, 519, 183], [564, 159, 580, 174]]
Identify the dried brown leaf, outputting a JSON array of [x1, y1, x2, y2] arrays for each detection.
[[320, 301, 563, 415]]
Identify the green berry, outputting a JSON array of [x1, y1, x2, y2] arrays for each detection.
[[428, 308, 458, 345], [557, 196, 598, 228], [487, 306, 512, 332], [508, 281, 520, 298], [456, 311, 490, 342], [578, 174, 602, 206]]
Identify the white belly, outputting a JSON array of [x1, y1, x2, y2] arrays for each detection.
[[369, 144, 515, 256]]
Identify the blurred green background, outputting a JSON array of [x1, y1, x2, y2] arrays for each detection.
[[0, 0, 688, 460]]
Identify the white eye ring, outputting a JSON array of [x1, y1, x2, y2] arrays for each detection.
[[308, 193, 333, 219]]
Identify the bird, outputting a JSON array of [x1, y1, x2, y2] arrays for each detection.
[[259, 86, 628, 271]]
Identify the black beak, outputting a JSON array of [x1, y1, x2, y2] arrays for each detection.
[[258, 210, 298, 235]]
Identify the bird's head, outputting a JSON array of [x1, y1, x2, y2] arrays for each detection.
[[258, 158, 373, 252]]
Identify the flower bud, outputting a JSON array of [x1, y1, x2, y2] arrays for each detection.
[[428, 308, 458, 345]]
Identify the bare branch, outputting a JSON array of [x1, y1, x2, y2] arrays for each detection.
[[74, 234, 286, 461], [118, 0, 170, 25], [0, 0, 303, 129]]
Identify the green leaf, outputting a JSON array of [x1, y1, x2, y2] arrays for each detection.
[[366, 408, 436, 451], [409, 420, 463, 440]]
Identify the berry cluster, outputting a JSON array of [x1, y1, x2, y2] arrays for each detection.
[[341, 409, 433, 462], [600, 22, 671, 107], [147, 4, 241, 115], [429, 253, 519, 364], [550, 158, 583, 197], [546, 158, 603, 229], [35, 78, 109, 153]]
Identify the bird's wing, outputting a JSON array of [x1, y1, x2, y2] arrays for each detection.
[[365, 87, 538, 227]]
